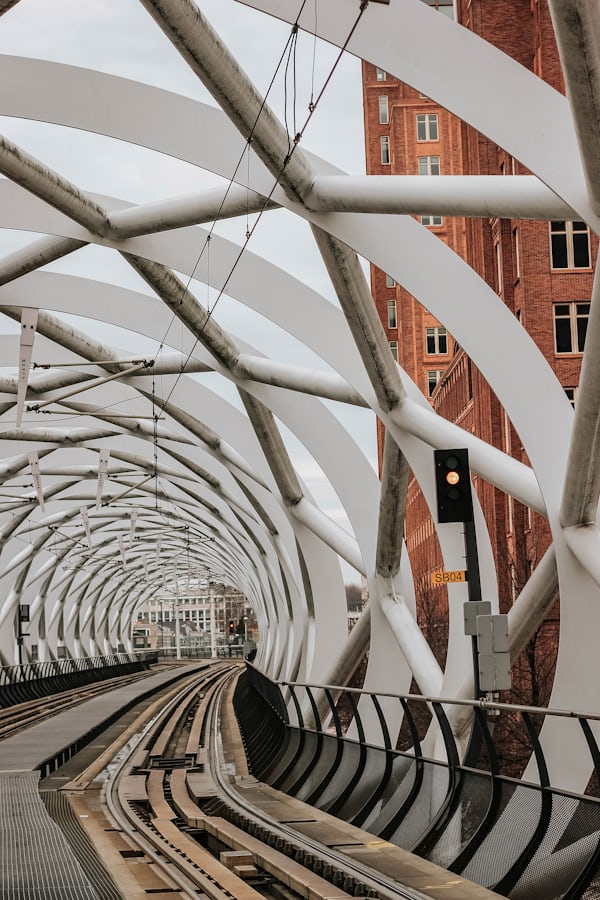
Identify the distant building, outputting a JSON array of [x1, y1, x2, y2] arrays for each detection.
[[136, 580, 256, 650]]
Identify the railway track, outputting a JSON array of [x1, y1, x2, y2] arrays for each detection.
[[0, 663, 180, 739], [104, 662, 435, 900]]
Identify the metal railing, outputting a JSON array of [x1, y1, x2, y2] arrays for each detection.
[[0, 650, 158, 707], [234, 666, 600, 899]]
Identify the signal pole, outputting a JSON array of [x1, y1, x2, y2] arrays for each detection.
[[433, 449, 511, 703], [434, 448, 483, 697]]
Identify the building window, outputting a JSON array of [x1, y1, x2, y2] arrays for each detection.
[[564, 386, 578, 407], [420, 0, 455, 17], [379, 95, 389, 124], [427, 369, 445, 396], [421, 215, 443, 226], [385, 274, 396, 288], [380, 135, 390, 165], [550, 221, 591, 269], [426, 326, 448, 355], [387, 299, 397, 329], [376, 68, 387, 81], [389, 340, 398, 361], [512, 226, 520, 280], [418, 155, 440, 175], [495, 241, 503, 294], [554, 302, 589, 353], [416, 113, 438, 141]]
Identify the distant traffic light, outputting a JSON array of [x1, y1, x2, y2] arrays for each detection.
[[228, 619, 236, 635], [434, 448, 474, 523]]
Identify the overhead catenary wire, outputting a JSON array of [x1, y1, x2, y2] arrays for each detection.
[[158, 0, 369, 413]]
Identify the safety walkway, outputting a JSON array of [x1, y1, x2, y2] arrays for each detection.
[[0, 662, 208, 899]]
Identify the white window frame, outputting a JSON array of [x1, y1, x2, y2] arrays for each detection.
[[379, 95, 389, 125], [495, 241, 503, 294], [387, 298, 397, 329], [416, 113, 438, 141], [385, 274, 396, 288], [425, 326, 448, 355], [389, 340, 398, 361], [550, 220, 591, 270], [553, 301, 589, 354], [418, 155, 440, 175], [564, 386, 578, 407], [376, 67, 387, 81], [421, 215, 443, 227], [513, 226, 520, 280], [380, 135, 390, 165], [427, 369, 445, 396]]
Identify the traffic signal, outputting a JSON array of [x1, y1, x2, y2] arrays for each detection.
[[228, 619, 236, 635], [434, 448, 474, 523]]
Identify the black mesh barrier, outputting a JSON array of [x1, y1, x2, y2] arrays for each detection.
[[459, 781, 542, 887], [583, 870, 600, 899], [232, 667, 288, 780], [510, 794, 600, 899], [292, 731, 342, 803], [311, 737, 364, 812], [0, 652, 157, 707], [422, 768, 493, 868], [276, 728, 321, 793], [235, 666, 600, 899], [362, 753, 418, 837], [391, 760, 451, 850]]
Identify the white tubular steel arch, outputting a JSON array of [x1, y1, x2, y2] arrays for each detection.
[[0, 0, 599, 794]]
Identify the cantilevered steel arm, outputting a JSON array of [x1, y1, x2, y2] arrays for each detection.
[[560, 265, 600, 528], [109, 184, 276, 238], [306, 175, 575, 220], [139, 0, 315, 203], [548, 0, 600, 217]]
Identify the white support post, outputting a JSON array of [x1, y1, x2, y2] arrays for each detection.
[[129, 508, 138, 545], [96, 449, 110, 510], [210, 590, 216, 659], [28, 451, 45, 512], [80, 507, 92, 549], [118, 535, 127, 567], [17, 309, 37, 429]]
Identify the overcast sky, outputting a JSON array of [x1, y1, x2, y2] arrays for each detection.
[[0, 0, 376, 580]]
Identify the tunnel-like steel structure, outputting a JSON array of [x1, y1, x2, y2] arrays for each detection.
[[0, 0, 599, 794]]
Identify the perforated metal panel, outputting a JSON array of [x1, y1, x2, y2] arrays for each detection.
[[0, 773, 99, 899]]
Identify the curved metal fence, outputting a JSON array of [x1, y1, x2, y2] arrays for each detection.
[[0, 650, 158, 707], [235, 666, 600, 900]]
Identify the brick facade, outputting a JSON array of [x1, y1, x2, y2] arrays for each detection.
[[362, 1, 596, 690]]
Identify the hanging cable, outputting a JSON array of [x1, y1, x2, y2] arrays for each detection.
[[246, 142, 251, 240], [152, 364, 159, 511], [206, 234, 211, 314], [157, 0, 369, 414], [143, 2, 308, 406], [309, 0, 318, 112]]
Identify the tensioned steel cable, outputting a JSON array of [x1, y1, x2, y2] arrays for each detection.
[[158, 0, 371, 413]]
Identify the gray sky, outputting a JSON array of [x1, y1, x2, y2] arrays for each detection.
[[0, 0, 376, 579]]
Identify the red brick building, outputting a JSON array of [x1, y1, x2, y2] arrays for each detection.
[[362, 0, 598, 691]]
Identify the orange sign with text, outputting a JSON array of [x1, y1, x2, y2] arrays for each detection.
[[431, 570, 467, 585]]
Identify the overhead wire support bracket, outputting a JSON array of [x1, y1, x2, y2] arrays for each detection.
[[32, 358, 155, 369], [25, 361, 150, 413], [16, 308, 38, 430]]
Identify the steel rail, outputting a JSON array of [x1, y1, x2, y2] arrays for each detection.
[[207, 674, 435, 900], [104, 674, 221, 899], [101, 663, 457, 900]]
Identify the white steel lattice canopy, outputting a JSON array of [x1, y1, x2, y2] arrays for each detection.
[[0, 0, 599, 791]]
